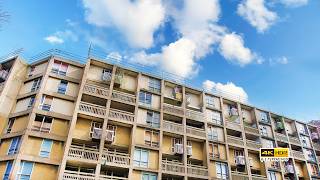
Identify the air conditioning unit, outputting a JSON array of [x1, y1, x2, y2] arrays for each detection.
[[173, 143, 183, 154], [186, 145, 192, 156], [91, 127, 102, 139], [102, 72, 112, 81], [285, 165, 294, 174], [235, 156, 245, 166], [105, 130, 115, 143]]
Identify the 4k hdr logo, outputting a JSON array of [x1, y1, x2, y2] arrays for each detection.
[[260, 148, 289, 158]]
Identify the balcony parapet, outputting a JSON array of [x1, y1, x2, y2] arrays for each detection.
[[79, 101, 106, 118], [112, 90, 136, 104], [108, 108, 134, 123], [101, 149, 130, 167], [163, 103, 184, 116], [162, 120, 184, 134], [162, 160, 185, 174], [83, 83, 109, 98]]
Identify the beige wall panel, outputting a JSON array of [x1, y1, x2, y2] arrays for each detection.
[[114, 126, 131, 147], [0, 139, 10, 156], [50, 98, 74, 116], [11, 115, 28, 133], [66, 65, 83, 80], [137, 109, 147, 124], [31, 163, 58, 180], [73, 118, 91, 140], [13, 97, 30, 113], [51, 118, 69, 137], [19, 81, 33, 95]]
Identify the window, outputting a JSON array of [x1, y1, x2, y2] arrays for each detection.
[[208, 127, 218, 141], [8, 137, 21, 155], [6, 118, 15, 134], [209, 143, 220, 158], [39, 95, 53, 111], [33, 115, 53, 133], [31, 78, 41, 92], [52, 60, 68, 76], [102, 69, 112, 81], [234, 150, 244, 163], [139, 91, 152, 106], [27, 96, 35, 109], [57, 80, 68, 94], [216, 162, 228, 179], [300, 136, 308, 147], [148, 78, 161, 93], [28, 66, 35, 77], [310, 164, 319, 175], [134, 148, 149, 168], [39, 139, 53, 158], [259, 125, 268, 136], [268, 171, 277, 180], [260, 112, 269, 123], [145, 129, 159, 147], [208, 110, 222, 125], [146, 111, 160, 128], [3, 161, 12, 180], [206, 96, 215, 108], [264, 140, 274, 148], [17, 161, 33, 180], [142, 172, 157, 180]]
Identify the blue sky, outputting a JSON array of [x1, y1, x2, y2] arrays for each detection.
[[0, 0, 319, 122]]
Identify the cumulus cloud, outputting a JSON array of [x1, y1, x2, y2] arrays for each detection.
[[219, 33, 256, 66], [44, 35, 64, 44], [279, 0, 308, 7], [269, 56, 289, 65], [237, 0, 278, 33], [82, 0, 165, 49], [203, 80, 248, 103]]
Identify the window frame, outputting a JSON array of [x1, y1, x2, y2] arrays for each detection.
[[216, 162, 228, 179], [52, 60, 68, 76], [139, 91, 152, 106], [8, 137, 21, 155], [146, 111, 160, 128], [30, 78, 42, 92], [3, 161, 12, 180], [27, 96, 35, 109], [148, 78, 161, 93], [57, 80, 68, 94], [134, 148, 149, 168], [39, 139, 53, 158], [6, 118, 15, 134], [17, 161, 34, 180], [206, 96, 215, 108]]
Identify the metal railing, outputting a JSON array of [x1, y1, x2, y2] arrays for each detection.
[[63, 170, 95, 180], [112, 90, 136, 104], [162, 160, 185, 173], [78, 101, 106, 118], [162, 120, 184, 134], [186, 126, 206, 138], [101, 149, 130, 167], [83, 83, 109, 98], [67, 145, 99, 161], [108, 108, 135, 123], [163, 103, 184, 115]]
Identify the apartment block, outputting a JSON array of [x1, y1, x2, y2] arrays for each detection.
[[0, 52, 319, 180]]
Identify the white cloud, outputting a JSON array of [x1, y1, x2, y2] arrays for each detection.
[[106, 52, 122, 61], [219, 33, 256, 66], [203, 80, 248, 103], [82, 0, 165, 49], [44, 35, 64, 44], [279, 0, 308, 7], [269, 56, 289, 65], [237, 0, 278, 33]]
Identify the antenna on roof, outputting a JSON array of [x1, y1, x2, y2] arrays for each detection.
[[87, 43, 92, 59]]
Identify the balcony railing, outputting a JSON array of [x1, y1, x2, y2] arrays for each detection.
[[99, 175, 128, 180], [163, 103, 184, 115], [67, 145, 99, 161], [186, 109, 204, 121], [289, 136, 300, 145], [63, 170, 95, 180], [101, 149, 130, 167], [290, 150, 305, 160], [79, 101, 106, 118], [244, 126, 259, 134], [231, 172, 249, 180], [227, 136, 244, 146], [187, 164, 208, 177], [162, 120, 184, 134], [112, 90, 136, 104], [186, 126, 206, 138], [108, 108, 134, 123], [246, 140, 262, 150], [275, 133, 288, 142], [83, 83, 109, 98], [225, 120, 241, 130], [162, 160, 185, 174], [251, 175, 268, 180]]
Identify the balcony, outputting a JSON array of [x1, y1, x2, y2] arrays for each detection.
[[101, 149, 130, 167], [227, 136, 244, 146], [0, 82, 4, 94], [162, 120, 184, 134], [108, 108, 134, 123], [244, 126, 259, 134], [67, 145, 99, 162], [79, 101, 106, 118], [289, 136, 300, 145], [112, 90, 136, 104], [99, 175, 128, 180], [209, 152, 220, 160], [251, 175, 268, 180], [231, 172, 249, 180], [313, 143, 320, 150], [162, 160, 185, 174], [225, 120, 241, 130], [83, 83, 109, 99], [186, 126, 206, 138], [63, 170, 95, 180], [186, 109, 204, 122], [275, 133, 288, 142], [246, 140, 262, 150], [187, 164, 208, 177], [163, 103, 184, 116], [0, 70, 8, 81], [290, 150, 304, 160]]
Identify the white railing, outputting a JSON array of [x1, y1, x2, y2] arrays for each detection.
[[63, 170, 95, 180], [186, 126, 206, 138], [99, 175, 128, 180], [67, 145, 99, 161], [187, 164, 208, 177], [186, 109, 204, 121], [79, 101, 106, 118], [83, 83, 109, 98], [162, 120, 184, 134], [162, 160, 185, 173], [101, 149, 130, 166], [112, 90, 136, 104], [246, 140, 262, 150], [163, 103, 184, 115], [108, 108, 134, 123], [227, 136, 244, 146], [275, 133, 288, 142]]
